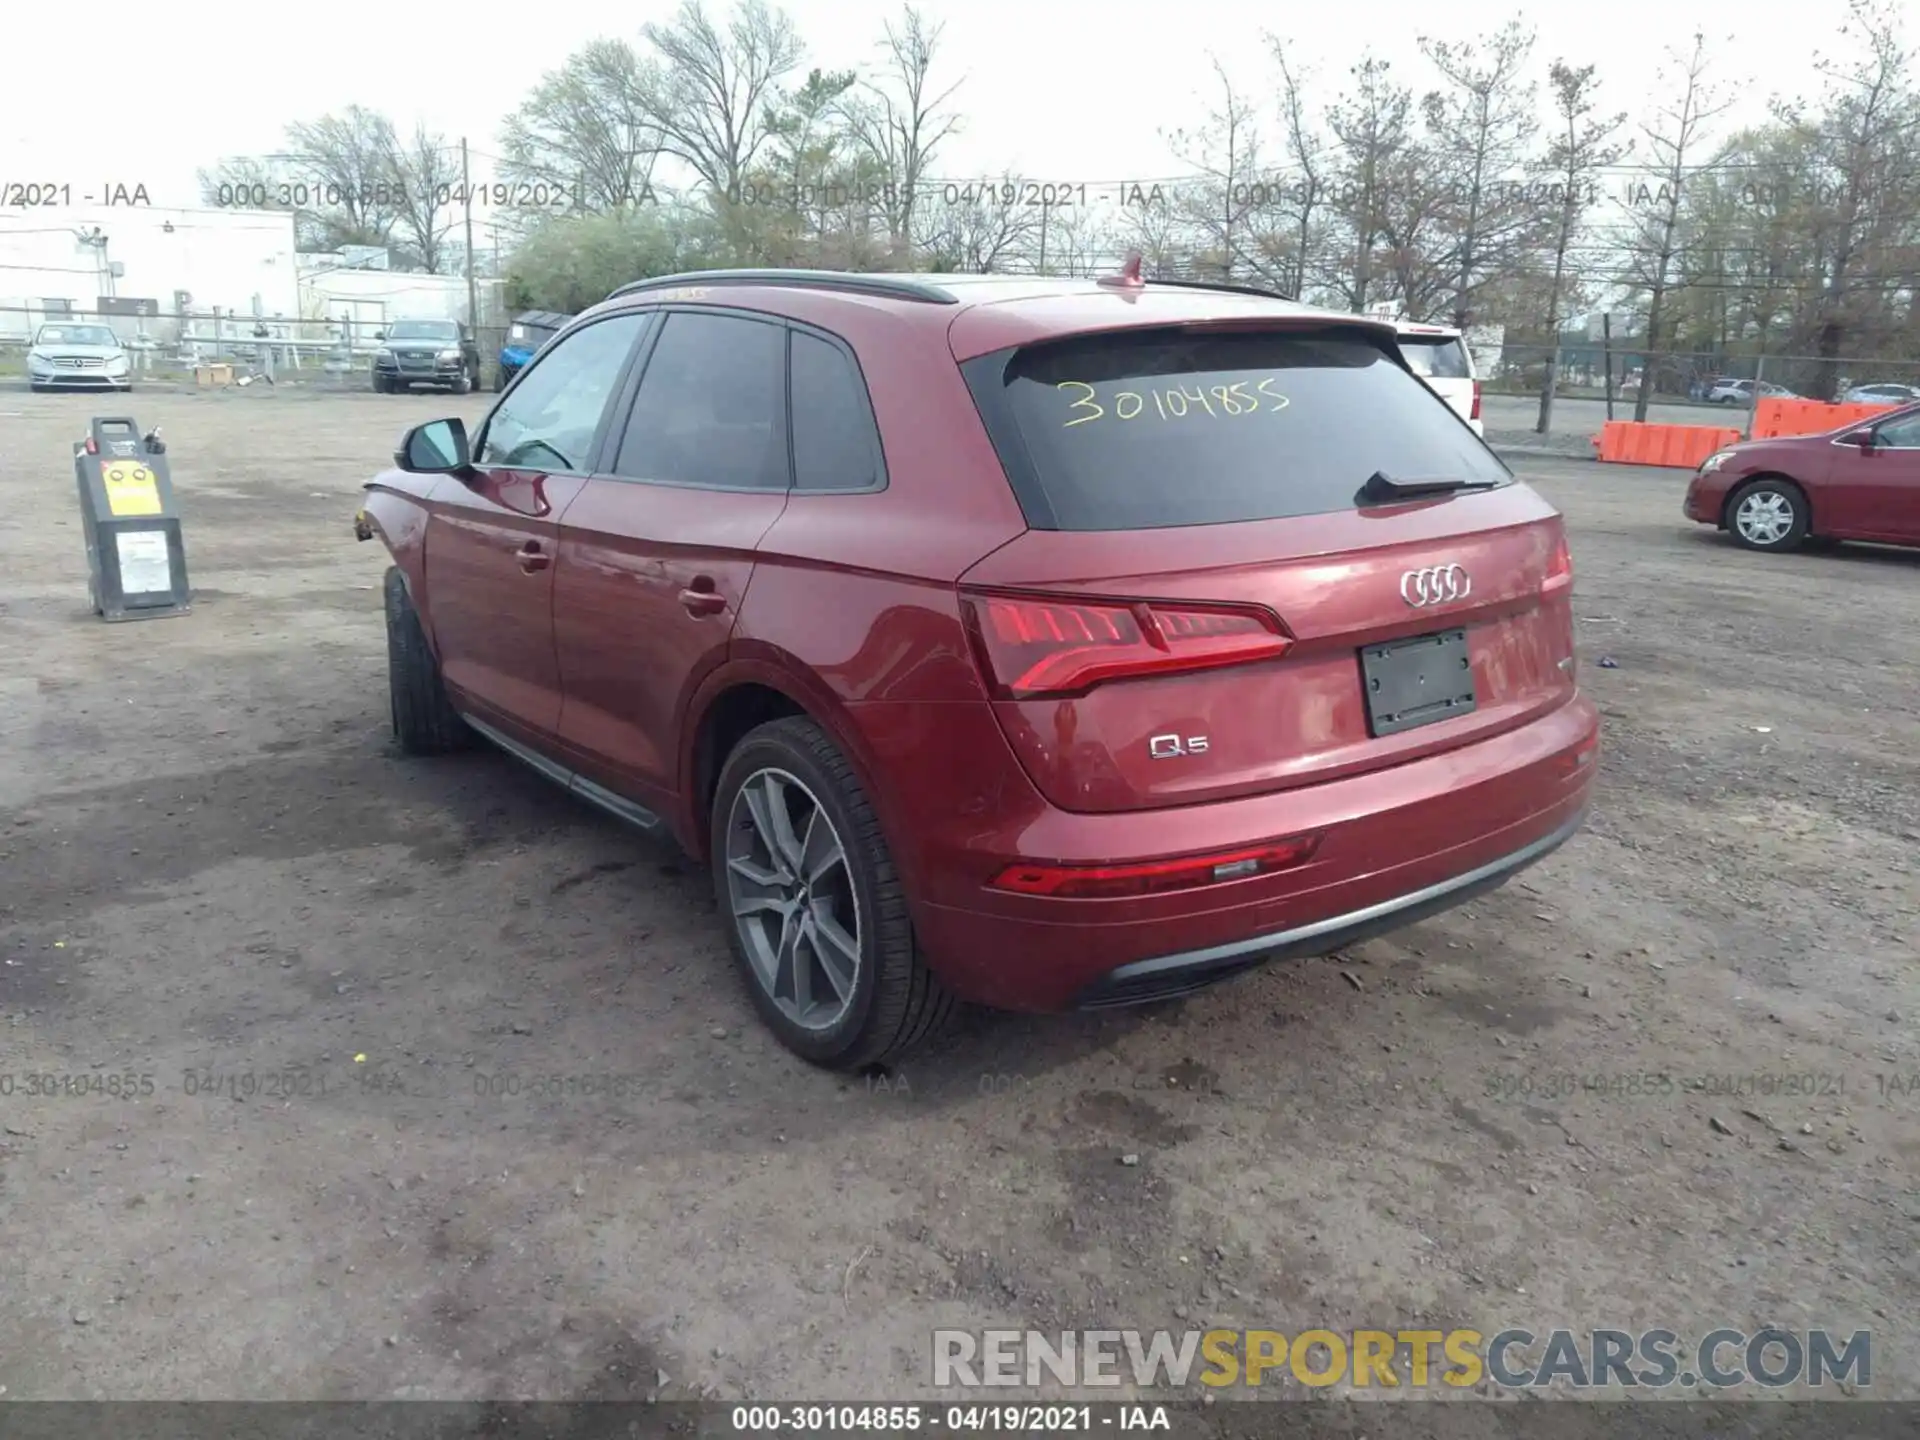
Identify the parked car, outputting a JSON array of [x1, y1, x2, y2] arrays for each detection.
[[26, 322, 134, 392], [497, 310, 571, 391], [1706, 377, 1798, 405], [1684, 401, 1920, 551], [1841, 382, 1920, 406], [1393, 321, 1482, 436], [356, 264, 1598, 1068], [372, 320, 482, 394]]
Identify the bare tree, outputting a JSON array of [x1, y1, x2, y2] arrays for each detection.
[[1269, 40, 1329, 299], [500, 40, 664, 216], [284, 107, 409, 251], [1115, 187, 1192, 279], [197, 157, 296, 225], [387, 124, 460, 273], [1536, 62, 1626, 431], [1620, 32, 1730, 420], [1419, 18, 1542, 327], [1790, 0, 1920, 397], [1042, 203, 1117, 276], [849, 5, 963, 246], [1165, 60, 1280, 287], [636, 0, 804, 198], [1325, 55, 1416, 310], [914, 174, 1041, 272]]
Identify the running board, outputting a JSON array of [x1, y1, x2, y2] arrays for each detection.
[[461, 714, 664, 833]]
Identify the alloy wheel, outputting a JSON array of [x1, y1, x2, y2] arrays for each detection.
[[1734, 489, 1795, 546], [723, 767, 861, 1031]]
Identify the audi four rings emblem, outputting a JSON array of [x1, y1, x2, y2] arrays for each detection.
[[1400, 564, 1472, 607]]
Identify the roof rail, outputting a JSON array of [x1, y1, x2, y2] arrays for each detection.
[[607, 268, 959, 305]]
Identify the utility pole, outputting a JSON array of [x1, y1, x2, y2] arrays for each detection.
[[461, 138, 479, 328]]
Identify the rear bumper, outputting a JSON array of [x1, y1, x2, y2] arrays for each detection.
[[909, 693, 1599, 1011], [1076, 804, 1584, 1007]]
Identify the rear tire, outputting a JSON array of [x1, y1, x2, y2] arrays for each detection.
[[1726, 478, 1809, 553], [710, 717, 953, 1070], [384, 566, 471, 754]]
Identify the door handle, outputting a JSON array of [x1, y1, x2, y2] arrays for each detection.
[[516, 541, 550, 574], [679, 580, 727, 617]]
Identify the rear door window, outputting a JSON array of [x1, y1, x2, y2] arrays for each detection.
[[1398, 335, 1471, 379], [611, 311, 789, 490], [964, 328, 1508, 532]]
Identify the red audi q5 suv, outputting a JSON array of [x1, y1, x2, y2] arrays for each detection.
[[358, 263, 1599, 1069]]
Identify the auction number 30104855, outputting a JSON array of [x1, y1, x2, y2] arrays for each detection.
[[1056, 378, 1291, 427]]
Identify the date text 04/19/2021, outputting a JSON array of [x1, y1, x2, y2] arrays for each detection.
[[729, 1406, 1170, 1432]]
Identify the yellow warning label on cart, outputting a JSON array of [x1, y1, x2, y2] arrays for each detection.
[[102, 460, 163, 517]]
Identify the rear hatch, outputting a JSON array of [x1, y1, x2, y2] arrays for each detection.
[[1397, 326, 1480, 430], [956, 322, 1577, 815]]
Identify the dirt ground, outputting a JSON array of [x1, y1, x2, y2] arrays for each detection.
[[1, 385, 1915, 1404]]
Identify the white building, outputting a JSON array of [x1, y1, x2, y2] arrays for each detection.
[[296, 255, 505, 337], [0, 205, 298, 340]]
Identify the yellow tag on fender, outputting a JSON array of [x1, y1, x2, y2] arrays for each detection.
[[102, 459, 163, 517]]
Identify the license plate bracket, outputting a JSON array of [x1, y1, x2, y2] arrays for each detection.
[[1360, 628, 1476, 737]]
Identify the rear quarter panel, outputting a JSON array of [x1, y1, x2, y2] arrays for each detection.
[[686, 290, 1036, 881]]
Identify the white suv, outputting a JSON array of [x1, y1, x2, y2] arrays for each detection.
[[1394, 323, 1481, 436]]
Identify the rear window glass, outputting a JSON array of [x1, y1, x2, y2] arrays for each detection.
[[1398, 336, 1471, 379], [967, 329, 1508, 531]]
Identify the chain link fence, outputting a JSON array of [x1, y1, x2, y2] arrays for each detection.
[[1485, 342, 1920, 415], [0, 304, 510, 391]]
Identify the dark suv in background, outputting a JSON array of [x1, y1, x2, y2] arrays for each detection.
[[357, 265, 1598, 1069], [373, 320, 482, 394]]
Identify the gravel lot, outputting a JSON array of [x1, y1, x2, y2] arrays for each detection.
[[1, 387, 1915, 1403]]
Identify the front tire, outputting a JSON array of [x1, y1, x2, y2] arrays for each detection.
[[452, 373, 472, 395], [710, 717, 953, 1069], [1726, 478, 1809, 552], [384, 567, 471, 754]]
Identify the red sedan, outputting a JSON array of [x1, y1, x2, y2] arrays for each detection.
[[1685, 402, 1920, 551]]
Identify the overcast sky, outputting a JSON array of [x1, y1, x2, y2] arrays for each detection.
[[0, 0, 1861, 211]]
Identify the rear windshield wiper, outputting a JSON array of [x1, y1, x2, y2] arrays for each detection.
[[1357, 470, 1503, 504]]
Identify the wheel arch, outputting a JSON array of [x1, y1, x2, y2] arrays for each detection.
[[680, 656, 909, 880], [361, 482, 440, 639]]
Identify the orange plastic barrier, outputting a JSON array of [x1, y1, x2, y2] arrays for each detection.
[[1590, 421, 1744, 468], [1751, 398, 1900, 439]]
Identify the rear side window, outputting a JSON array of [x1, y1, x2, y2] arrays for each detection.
[[964, 328, 1509, 531], [612, 311, 789, 490], [789, 330, 885, 492], [1399, 336, 1471, 379]]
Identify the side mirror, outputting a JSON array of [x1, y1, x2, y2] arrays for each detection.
[[374, 329, 387, 341], [1839, 427, 1876, 449], [395, 418, 470, 473]]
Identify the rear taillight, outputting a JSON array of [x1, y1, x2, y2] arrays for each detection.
[[960, 592, 1291, 699], [1470, 380, 1483, 420], [990, 833, 1321, 899], [1556, 735, 1599, 779], [1543, 532, 1573, 595]]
